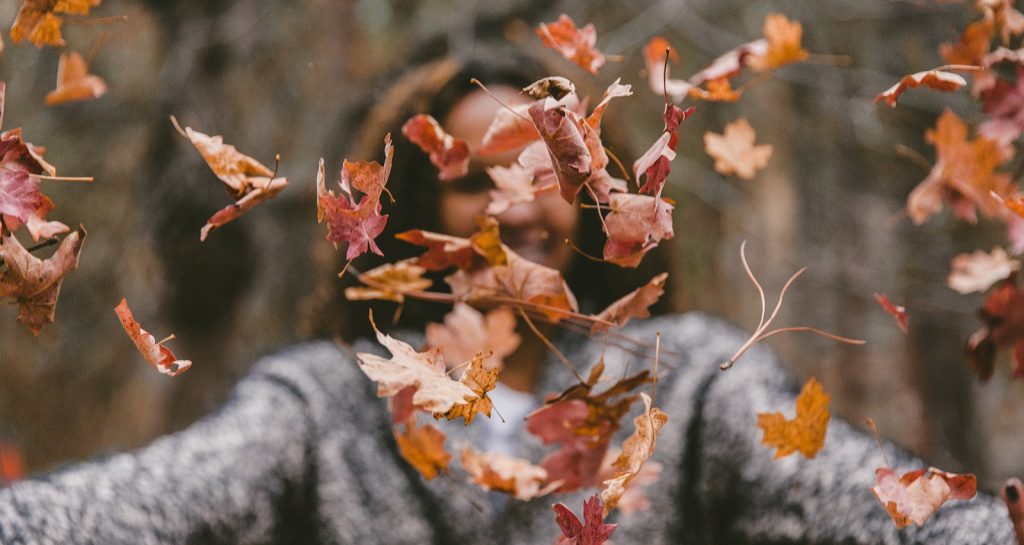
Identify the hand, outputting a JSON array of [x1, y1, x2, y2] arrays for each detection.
[[1003, 478, 1024, 545]]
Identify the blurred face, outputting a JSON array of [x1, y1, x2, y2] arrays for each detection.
[[441, 87, 579, 270]]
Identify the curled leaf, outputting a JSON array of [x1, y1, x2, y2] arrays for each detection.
[[591, 273, 667, 333], [536, 15, 605, 74], [0, 227, 85, 335], [874, 293, 908, 334], [114, 298, 191, 377], [602, 193, 675, 268], [598, 393, 668, 515], [401, 114, 469, 181], [45, 50, 107, 106], [874, 70, 967, 108], [948, 247, 1020, 294]]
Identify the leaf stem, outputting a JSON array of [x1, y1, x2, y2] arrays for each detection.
[[517, 307, 586, 385]]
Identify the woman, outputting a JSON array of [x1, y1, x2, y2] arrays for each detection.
[[1, 49, 1020, 545]]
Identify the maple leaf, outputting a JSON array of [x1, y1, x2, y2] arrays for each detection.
[[907, 109, 1012, 225], [874, 70, 967, 108], [874, 293, 909, 334], [460, 448, 555, 500], [553, 495, 617, 545], [114, 298, 192, 377], [644, 37, 692, 103], [425, 303, 520, 369], [634, 104, 694, 198], [0, 82, 65, 241], [10, 0, 101, 48], [394, 420, 450, 480], [401, 114, 470, 181], [871, 467, 976, 528], [479, 104, 539, 156], [344, 259, 432, 303], [485, 163, 545, 216], [591, 273, 667, 333], [0, 226, 84, 335], [536, 15, 605, 74], [526, 366, 651, 492], [598, 393, 668, 516], [44, 50, 107, 106], [965, 278, 1024, 381], [948, 247, 1020, 294], [435, 352, 499, 425], [317, 135, 393, 260], [395, 229, 475, 271], [356, 312, 477, 414], [756, 376, 830, 459], [940, 20, 994, 67], [749, 13, 810, 71], [171, 116, 289, 241], [528, 96, 592, 203], [597, 451, 661, 514], [703, 118, 773, 180], [602, 193, 674, 268]]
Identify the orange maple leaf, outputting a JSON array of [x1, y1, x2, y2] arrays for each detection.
[[344, 259, 432, 303], [753, 13, 810, 71], [536, 14, 605, 74], [435, 352, 499, 425], [394, 421, 450, 480], [907, 109, 1012, 225], [45, 50, 107, 106], [599, 393, 669, 515], [10, 0, 102, 48], [756, 376, 830, 459], [874, 70, 967, 108]]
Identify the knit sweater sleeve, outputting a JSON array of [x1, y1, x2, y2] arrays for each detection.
[[647, 312, 1017, 545], [0, 342, 347, 545]]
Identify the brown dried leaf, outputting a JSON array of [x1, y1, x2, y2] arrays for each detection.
[[0, 227, 85, 335], [703, 118, 773, 180], [425, 303, 520, 369], [460, 448, 553, 500], [45, 50, 107, 106], [591, 273, 667, 333], [344, 259, 432, 303], [598, 393, 668, 515], [394, 421, 450, 480], [874, 70, 967, 108], [536, 15, 606, 74], [756, 376, 830, 459], [114, 298, 191, 377]]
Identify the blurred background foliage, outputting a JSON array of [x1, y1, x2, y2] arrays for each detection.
[[1, 0, 1021, 491]]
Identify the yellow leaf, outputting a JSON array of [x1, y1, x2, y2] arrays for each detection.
[[756, 376, 830, 459]]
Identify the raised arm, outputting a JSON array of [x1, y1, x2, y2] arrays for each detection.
[[670, 313, 1016, 544], [0, 349, 321, 545]]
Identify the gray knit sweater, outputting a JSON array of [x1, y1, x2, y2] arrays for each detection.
[[0, 313, 1015, 544]]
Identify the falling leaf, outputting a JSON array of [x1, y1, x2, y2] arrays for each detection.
[[425, 303, 520, 369], [317, 135, 393, 259], [171, 116, 289, 241], [703, 118, 773, 180], [395, 229, 475, 271], [750, 13, 810, 71], [948, 247, 1020, 294], [114, 298, 191, 377], [394, 420, 450, 480], [602, 193, 675, 268], [10, 0, 102, 48], [874, 70, 967, 108], [0, 442, 25, 484], [634, 104, 694, 198], [460, 448, 554, 500], [965, 279, 1024, 381], [45, 50, 107, 106], [436, 352, 499, 425], [528, 96, 592, 203], [871, 467, 976, 528], [598, 393, 669, 515], [644, 37, 692, 102], [756, 376, 830, 459], [907, 109, 1012, 224], [526, 368, 651, 492], [485, 163, 544, 216], [940, 20, 994, 66], [597, 452, 661, 514], [874, 293, 909, 334], [401, 114, 470, 181], [591, 273, 667, 333], [356, 312, 477, 414], [0, 227, 85, 335], [523, 77, 577, 101], [0, 82, 64, 241], [343, 259, 432, 303], [479, 104, 539, 156], [553, 495, 617, 545], [536, 15, 605, 74]]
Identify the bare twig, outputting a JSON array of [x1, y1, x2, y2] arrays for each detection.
[[517, 307, 586, 385]]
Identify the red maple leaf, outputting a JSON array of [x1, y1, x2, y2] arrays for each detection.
[[553, 495, 617, 545], [634, 104, 694, 198], [317, 134, 394, 260]]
